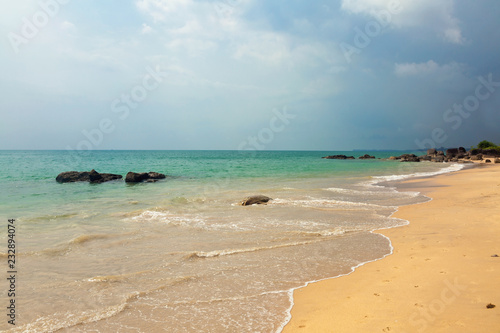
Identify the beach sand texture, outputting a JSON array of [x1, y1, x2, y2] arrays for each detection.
[[284, 164, 500, 333]]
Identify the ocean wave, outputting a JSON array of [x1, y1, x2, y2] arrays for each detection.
[[323, 186, 419, 198], [87, 269, 153, 283], [129, 210, 206, 227], [271, 198, 394, 210], [69, 233, 112, 245], [290, 228, 356, 237], [371, 163, 464, 183], [128, 210, 254, 231], [17, 233, 126, 258], [24, 213, 79, 222], [185, 240, 319, 259], [10, 301, 127, 333]]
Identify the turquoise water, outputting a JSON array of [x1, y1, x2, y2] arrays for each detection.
[[0, 150, 425, 214], [0, 150, 463, 332]]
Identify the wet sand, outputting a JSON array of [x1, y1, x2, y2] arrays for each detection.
[[284, 164, 500, 332]]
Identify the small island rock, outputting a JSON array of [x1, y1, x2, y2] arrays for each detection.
[[322, 155, 355, 160], [125, 171, 166, 183], [56, 170, 122, 183]]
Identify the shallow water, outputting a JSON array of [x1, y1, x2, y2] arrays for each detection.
[[0, 150, 463, 332]]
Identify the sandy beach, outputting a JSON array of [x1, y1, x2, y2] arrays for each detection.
[[284, 164, 500, 332]]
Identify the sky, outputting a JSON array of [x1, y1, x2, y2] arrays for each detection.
[[1, 0, 499, 151]]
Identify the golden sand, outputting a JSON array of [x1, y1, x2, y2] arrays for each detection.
[[284, 164, 500, 333]]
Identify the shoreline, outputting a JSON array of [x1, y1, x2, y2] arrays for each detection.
[[283, 163, 500, 332]]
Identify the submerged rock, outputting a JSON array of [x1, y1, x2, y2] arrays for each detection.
[[56, 170, 122, 183], [125, 171, 166, 183], [240, 195, 273, 206]]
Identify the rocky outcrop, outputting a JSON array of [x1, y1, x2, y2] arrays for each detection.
[[432, 156, 446, 163], [400, 154, 420, 162], [322, 155, 355, 160], [470, 154, 483, 161], [240, 195, 272, 206], [390, 147, 499, 163], [427, 148, 437, 156], [358, 154, 376, 159], [125, 172, 166, 183], [419, 155, 432, 161], [446, 148, 459, 158], [56, 170, 122, 183]]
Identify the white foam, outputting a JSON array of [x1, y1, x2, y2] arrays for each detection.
[[191, 240, 318, 258], [129, 210, 207, 228], [271, 198, 394, 209], [371, 163, 464, 183]]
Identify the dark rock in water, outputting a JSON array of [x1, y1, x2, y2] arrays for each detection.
[[358, 154, 375, 159], [56, 170, 122, 183], [458, 147, 466, 154], [88, 169, 102, 182], [388, 156, 400, 160], [400, 154, 420, 162], [56, 171, 89, 183], [240, 195, 272, 206], [322, 155, 355, 160], [427, 148, 437, 156], [125, 171, 166, 183]]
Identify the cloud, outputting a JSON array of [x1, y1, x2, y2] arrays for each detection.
[[394, 60, 440, 76], [141, 23, 153, 34], [60, 20, 75, 31], [136, 0, 189, 21], [394, 60, 465, 77], [341, 0, 465, 44]]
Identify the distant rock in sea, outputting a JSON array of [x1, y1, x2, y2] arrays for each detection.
[[56, 170, 122, 183], [322, 155, 355, 160], [358, 154, 375, 159], [240, 195, 272, 206], [125, 171, 166, 183]]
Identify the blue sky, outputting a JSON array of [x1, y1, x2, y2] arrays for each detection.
[[1, 0, 499, 150]]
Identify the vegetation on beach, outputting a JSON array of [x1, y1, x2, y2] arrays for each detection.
[[472, 140, 500, 152]]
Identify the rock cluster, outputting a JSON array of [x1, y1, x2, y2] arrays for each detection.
[[389, 147, 500, 163], [322, 154, 377, 160], [322, 155, 355, 160], [56, 170, 166, 184], [56, 170, 122, 183]]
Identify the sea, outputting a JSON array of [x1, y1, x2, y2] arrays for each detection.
[[0, 150, 465, 332]]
